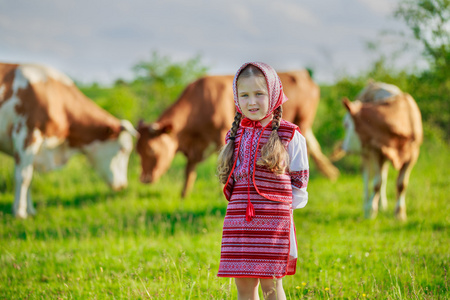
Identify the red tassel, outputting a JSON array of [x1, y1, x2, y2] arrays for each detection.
[[246, 200, 255, 222]]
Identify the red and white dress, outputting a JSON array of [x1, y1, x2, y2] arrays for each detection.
[[218, 119, 309, 278]]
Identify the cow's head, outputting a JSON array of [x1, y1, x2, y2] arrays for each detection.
[[332, 98, 362, 158], [82, 120, 137, 191], [136, 120, 177, 184]]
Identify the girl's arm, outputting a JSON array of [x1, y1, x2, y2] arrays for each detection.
[[288, 130, 309, 209]]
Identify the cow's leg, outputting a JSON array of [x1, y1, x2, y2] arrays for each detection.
[[26, 187, 37, 216], [395, 160, 415, 221], [13, 162, 34, 218], [379, 160, 389, 211], [368, 153, 386, 218], [12, 126, 43, 218], [182, 159, 198, 198], [361, 153, 373, 218], [362, 150, 380, 219], [303, 129, 340, 180]]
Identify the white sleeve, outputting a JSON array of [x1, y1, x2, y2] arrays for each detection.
[[288, 130, 309, 209]]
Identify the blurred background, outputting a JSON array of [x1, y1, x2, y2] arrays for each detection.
[[0, 0, 428, 84], [0, 0, 449, 299]]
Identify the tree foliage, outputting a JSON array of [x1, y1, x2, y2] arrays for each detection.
[[130, 51, 209, 121], [394, 0, 450, 139], [395, 0, 450, 72], [80, 82, 139, 122]]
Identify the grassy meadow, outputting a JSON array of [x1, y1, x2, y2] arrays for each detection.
[[0, 126, 449, 299]]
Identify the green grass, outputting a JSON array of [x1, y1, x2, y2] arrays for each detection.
[[0, 136, 449, 299]]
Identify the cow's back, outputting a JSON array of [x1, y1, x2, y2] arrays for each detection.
[[279, 70, 320, 131], [357, 81, 402, 103], [0, 63, 121, 151]]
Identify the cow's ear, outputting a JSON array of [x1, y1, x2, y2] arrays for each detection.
[[138, 119, 145, 129], [342, 97, 353, 113], [343, 98, 362, 115], [160, 123, 173, 134], [148, 123, 172, 135], [105, 126, 114, 136]]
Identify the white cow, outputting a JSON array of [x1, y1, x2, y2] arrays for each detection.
[[0, 62, 137, 218], [338, 82, 422, 220]]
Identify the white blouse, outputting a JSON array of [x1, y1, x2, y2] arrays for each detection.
[[288, 130, 309, 209]]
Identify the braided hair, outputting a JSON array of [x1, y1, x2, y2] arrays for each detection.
[[217, 111, 242, 184], [257, 105, 289, 174]]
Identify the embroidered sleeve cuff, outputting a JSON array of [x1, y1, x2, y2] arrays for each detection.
[[290, 170, 309, 189]]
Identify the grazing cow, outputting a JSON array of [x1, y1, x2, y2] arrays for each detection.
[[340, 82, 423, 220], [0, 63, 137, 218], [137, 71, 339, 197]]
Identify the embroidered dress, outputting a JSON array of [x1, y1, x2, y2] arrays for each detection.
[[218, 120, 308, 278]]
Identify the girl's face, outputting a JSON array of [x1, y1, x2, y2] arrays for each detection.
[[237, 76, 272, 126]]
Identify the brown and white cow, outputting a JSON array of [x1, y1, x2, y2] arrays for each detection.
[[137, 70, 339, 198], [0, 63, 137, 218], [340, 82, 423, 220]]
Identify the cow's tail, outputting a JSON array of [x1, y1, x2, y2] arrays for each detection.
[[304, 128, 340, 180]]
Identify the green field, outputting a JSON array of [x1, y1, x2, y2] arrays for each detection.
[[0, 131, 449, 299]]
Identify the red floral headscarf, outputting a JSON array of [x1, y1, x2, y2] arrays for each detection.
[[233, 62, 289, 120]]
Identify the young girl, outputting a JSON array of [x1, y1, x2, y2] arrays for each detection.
[[217, 62, 309, 300]]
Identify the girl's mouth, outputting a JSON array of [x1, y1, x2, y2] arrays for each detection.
[[249, 108, 259, 112]]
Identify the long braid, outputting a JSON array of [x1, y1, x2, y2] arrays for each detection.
[[258, 106, 289, 174], [272, 105, 282, 130], [217, 112, 242, 184], [229, 112, 242, 141]]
